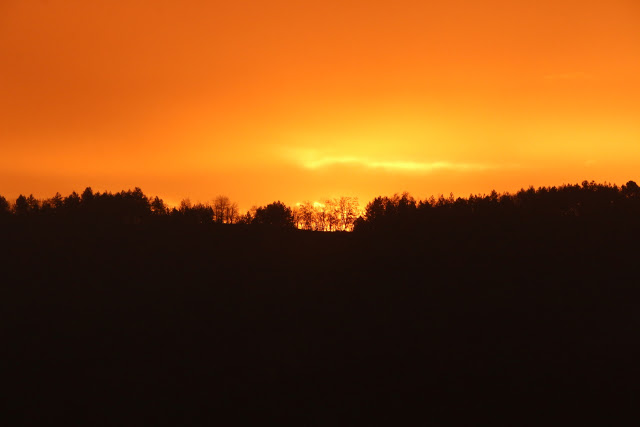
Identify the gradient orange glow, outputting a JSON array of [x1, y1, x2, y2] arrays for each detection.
[[2, 0, 639, 209]]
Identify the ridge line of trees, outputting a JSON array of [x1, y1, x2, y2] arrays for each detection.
[[1, 180, 639, 231], [355, 180, 640, 232], [0, 187, 302, 229]]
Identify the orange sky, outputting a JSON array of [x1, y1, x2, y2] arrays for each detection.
[[1, 0, 639, 210]]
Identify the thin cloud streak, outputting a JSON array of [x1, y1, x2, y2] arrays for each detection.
[[303, 157, 497, 173]]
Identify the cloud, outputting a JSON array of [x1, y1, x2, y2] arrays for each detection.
[[303, 157, 494, 173]]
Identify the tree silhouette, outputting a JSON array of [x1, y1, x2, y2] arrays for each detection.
[[252, 201, 295, 228], [14, 195, 30, 215], [41, 192, 64, 214], [213, 195, 230, 224], [212, 195, 239, 224], [622, 180, 640, 198], [81, 187, 95, 204], [334, 196, 359, 231], [238, 205, 258, 225], [177, 199, 214, 224], [297, 201, 316, 230], [0, 195, 10, 216], [64, 191, 81, 212], [150, 196, 168, 215], [324, 199, 342, 231], [315, 203, 329, 231]]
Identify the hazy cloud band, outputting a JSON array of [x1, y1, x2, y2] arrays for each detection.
[[303, 157, 494, 173]]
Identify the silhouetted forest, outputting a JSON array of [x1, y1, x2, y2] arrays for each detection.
[[0, 187, 362, 231], [3, 180, 640, 424], [4, 180, 640, 231]]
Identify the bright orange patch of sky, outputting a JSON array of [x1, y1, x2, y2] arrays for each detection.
[[1, 0, 639, 210]]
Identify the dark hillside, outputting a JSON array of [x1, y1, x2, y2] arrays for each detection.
[[2, 183, 640, 424]]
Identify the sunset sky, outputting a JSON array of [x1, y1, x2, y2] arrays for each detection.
[[1, 0, 639, 210]]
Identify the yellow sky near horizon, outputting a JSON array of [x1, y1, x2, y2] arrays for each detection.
[[1, 0, 639, 210]]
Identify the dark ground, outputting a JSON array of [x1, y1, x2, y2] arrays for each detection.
[[2, 219, 640, 425]]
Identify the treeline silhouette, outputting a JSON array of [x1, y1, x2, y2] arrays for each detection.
[[356, 180, 640, 233], [3, 180, 640, 425], [3, 180, 640, 232], [0, 187, 297, 228], [0, 188, 366, 231]]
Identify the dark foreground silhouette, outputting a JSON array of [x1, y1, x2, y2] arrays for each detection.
[[2, 181, 640, 425]]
